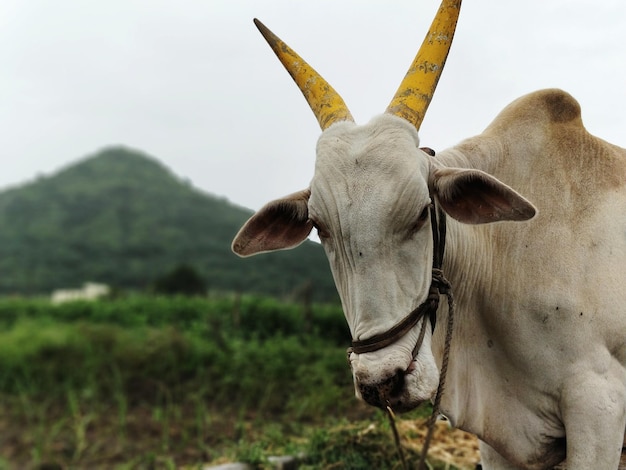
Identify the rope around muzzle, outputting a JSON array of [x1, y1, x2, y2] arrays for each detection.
[[346, 202, 456, 470], [417, 285, 455, 470]]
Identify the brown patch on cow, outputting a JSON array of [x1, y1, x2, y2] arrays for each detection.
[[516, 90, 626, 193], [544, 90, 581, 123], [546, 123, 626, 193]]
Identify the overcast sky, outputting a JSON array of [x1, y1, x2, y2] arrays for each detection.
[[1, 0, 625, 212]]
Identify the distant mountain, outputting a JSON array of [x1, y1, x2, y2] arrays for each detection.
[[0, 147, 338, 301]]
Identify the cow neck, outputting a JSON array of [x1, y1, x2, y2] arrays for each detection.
[[348, 200, 451, 358]]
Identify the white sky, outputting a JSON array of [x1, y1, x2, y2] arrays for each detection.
[[1, 0, 625, 212]]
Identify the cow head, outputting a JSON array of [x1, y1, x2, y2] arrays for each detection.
[[232, 0, 536, 412]]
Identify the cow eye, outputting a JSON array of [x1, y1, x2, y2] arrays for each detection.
[[407, 204, 431, 238], [418, 205, 431, 222]]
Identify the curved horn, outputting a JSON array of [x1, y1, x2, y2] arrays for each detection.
[[386, 0, 462, 130], [254, 19, 354, 130]]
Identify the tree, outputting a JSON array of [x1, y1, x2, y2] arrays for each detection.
[[153, 264, 207, 296]]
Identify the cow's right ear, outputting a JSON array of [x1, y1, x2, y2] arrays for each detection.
[[231, 189, 313, 257]]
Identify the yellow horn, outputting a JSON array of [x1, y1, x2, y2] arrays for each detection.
[[386, 0, 462, 130], [254, 19, 354, 130]]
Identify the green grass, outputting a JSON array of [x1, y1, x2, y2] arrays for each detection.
[[0, 294, 464, 469]]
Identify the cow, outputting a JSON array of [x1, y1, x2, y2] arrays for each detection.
[[231, 0, 626, 468]]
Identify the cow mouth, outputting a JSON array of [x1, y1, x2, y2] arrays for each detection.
[[357, 360, 424, 412]]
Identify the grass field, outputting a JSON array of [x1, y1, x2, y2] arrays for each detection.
[[0, 294, 472, 469]]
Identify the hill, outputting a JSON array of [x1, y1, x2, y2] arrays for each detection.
[[0, 147, 338, 301]]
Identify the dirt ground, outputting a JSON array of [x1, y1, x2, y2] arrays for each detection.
[[2, 404, 624, 469]]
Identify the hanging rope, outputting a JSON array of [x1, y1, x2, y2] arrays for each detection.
[[384, 283, 454, 470], [348, 199, 456, 469], [417, 286, 455, 470]]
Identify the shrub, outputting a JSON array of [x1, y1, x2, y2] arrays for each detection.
[[152, 264, 207, 296]]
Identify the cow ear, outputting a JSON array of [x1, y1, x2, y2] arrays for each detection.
[[232, 189, 313, 257], [430, 168, 536, 224]]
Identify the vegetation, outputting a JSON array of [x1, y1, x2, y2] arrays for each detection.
[[0, 147, 338, 301], [0, 147, 474, 468], [152, 264, 208, 296], [0, 294, 471, 469]]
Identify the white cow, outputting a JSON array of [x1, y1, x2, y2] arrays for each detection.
[[232, 1, 626, 468]]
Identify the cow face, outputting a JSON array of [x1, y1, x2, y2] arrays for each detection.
[[232, 113, 535, 411], [310, 115, 439, 410]]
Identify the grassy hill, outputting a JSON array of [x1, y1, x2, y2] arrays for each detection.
[[0, 147, 338, 301]]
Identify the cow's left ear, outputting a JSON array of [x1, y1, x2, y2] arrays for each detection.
[[430, 167, 537, 224], [232, 189, 313, 257]]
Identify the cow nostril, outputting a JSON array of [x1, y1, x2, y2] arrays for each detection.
[[388, 368, 406, 397], [358, 369, 406, 409], [359, 383, 384, 408]]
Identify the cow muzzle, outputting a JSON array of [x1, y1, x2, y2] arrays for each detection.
[[349, 325, 442, 413], [351, 346, 439, 413], [357, 367, 407, 409]]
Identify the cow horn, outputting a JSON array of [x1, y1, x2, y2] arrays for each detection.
[[254, 19, 354, 130], [386, 0, 462, 130]]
